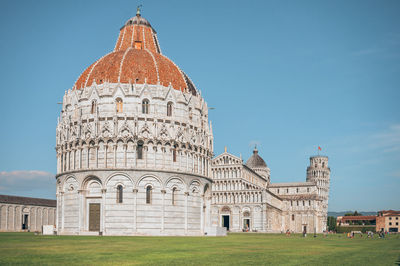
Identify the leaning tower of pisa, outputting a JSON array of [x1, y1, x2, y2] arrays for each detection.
[[306, 156, 331, 231]]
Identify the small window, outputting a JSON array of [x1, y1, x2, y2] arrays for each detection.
[[389, 222, 392, 226], [188, 107, 192, 120], [167, 102, 173, 116], [297, 201, 299, 206], [309, 200, 311, 206], [296, 188, 299, 193], [396, 222, 398, 226], [286, 189, 289, 193], [116, 98, 123, 113], [302, 201, 305, 206], [396, 217, 398, 220], [172, 187, 177, 205], [142, 99, 149, 114], [91, 100, 96, 114], [277, 189, 279, 194], [146, 186, 152, 204], [290, 201, 293, 206], [292, 214, 295, 221], [307, 188, 310, 192], [172, 149, 177, 162], [137, 141, 144, 159], [117, 185, 123, 203], [322, 162, 325, 168], [134, 41, 143, 50], [389, 217, 392, 220]]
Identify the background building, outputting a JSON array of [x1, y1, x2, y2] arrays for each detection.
[[376, 210, 400, 233], [210, 147, 330, 233], [0, 195, 56, 232]]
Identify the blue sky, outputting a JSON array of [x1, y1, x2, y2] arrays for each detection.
[[0, 0, 399, 211]]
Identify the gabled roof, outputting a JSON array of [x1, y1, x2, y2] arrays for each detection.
[[0, 194, 56, 208]]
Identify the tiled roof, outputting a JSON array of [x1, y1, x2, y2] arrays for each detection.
[[0, 194, 56, 208], [74, 14, 197, 95], [246, 148, 267, 168], [340, 216, 377, 221]]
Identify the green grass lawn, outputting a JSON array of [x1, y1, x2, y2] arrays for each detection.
[[0, 232, 399, 265]]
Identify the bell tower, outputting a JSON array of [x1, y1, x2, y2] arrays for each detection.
[[306, 155, 330, 230]]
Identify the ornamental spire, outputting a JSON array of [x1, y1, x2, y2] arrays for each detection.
[[136, 5, 142, 16]]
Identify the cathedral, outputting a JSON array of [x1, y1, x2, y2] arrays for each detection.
[[55, 10, 330, 236]]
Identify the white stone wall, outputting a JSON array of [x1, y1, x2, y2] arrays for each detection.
[[56, 83, 213, 178], [56, 170, 212, 236], [0, 203, 56, 232]]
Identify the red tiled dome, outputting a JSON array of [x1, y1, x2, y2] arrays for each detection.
[[74, 14, 197, 95]]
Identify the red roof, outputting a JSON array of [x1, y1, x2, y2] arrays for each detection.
[[341, 216, 376, 221], [74, 14, 196, 95]]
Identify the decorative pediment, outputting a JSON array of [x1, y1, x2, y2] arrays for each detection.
[[119, 120, 133, 138], [101, 121, 112, 138], [158, 123, 170, 140]]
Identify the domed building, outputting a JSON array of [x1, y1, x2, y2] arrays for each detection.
[[55, 10, 214, 236]]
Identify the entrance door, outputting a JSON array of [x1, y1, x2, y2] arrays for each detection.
[[22, 214, 28, 230], [244, 219, 250, 231], [222, 215, 230, 231], [303, 225, 307, 233], [89, 203, 100, 231]]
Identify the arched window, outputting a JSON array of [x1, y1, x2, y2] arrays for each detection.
[[117, 185, 123, 203], [146, 186, 152, 204], [116, 98, 123, 113], [167, 102, 173, 116], [137, 140, 144, 159], [172, 149, 177, 162], [292, 214, 295, 221], [172, 187, 177, 205], [142, 99, 149, 114], [91, 100, 96, 114], [322, 162, 325, 168]]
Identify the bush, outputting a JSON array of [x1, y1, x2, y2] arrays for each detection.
[[336, 226, 376, 233]]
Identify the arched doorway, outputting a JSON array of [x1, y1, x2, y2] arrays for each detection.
[[221, 206, 231, 231], [83, 177, 103, 232]]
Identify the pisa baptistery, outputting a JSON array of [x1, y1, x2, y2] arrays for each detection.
[[55, 10, 214, 236]]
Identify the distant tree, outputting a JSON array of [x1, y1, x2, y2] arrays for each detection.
[[344, 211, 363, 216], [327, 216, 337, 231]]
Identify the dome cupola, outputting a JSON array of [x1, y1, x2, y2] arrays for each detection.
[[246, 147, 267, 168], [246, 146, 270, 184], [74, 9, 197, 95]]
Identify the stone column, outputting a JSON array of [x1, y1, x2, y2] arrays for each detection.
[[78, 189, 84, 233], [113, 144, 117, 168], [61, 192, 65, 231], [5, 205, 8, 230], [200, 195, 204, 234], [101, 189, 106, 233], [95, 145, 99, 168], [161, 189, 166, 233], [105, 145, 108, 168], [133, 188, 138, 232], [184, 191, 189, 234], [133, 144, 137, 167], [124, 143, 128, 168]]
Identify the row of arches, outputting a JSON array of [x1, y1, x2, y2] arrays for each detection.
[[212, 167, 242, 179], [58, 173, 211, 234], [0, 205, 55, 232], [58, 139, 211, 177], [212, 191, 262, 204], [212, 180, 259, 191]]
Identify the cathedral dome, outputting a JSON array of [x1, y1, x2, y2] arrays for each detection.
[[74, 13, 197, 95], [246, 147, 267, 168]]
